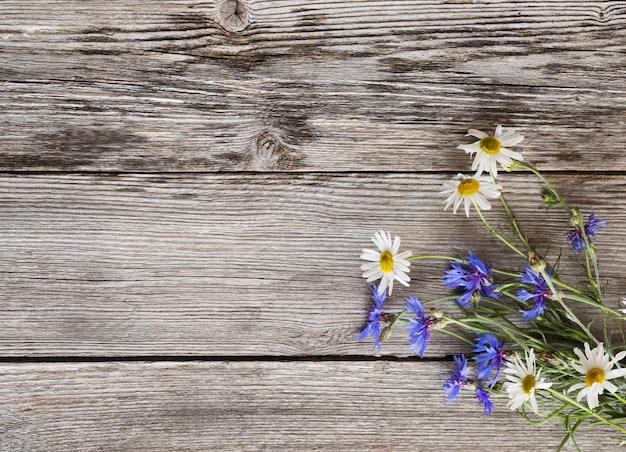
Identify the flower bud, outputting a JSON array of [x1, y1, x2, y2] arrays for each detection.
[[502, 162, 515, 172], [380, 325, 393, 342], [528, 252, 546, 273], [429, 307, 445, 319], [569, 207, 583, 228]]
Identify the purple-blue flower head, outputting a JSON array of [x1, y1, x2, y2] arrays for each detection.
[[357, 284, 386, 350], [472, 332, 506, 387], [443, 354, 470, 403], [443, 251, 499, 307], [517, 265, 551, 321], [475, 387, 494, 415], [405, 295, 434, 358], [566, 213, 607, 253]]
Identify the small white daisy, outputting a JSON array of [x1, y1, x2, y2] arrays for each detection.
[[441, 173, 502, 217], [504, 348, 552, 414], [360, 230, 411, 296], [567, 342, 626, 410], [458, 125, 524, 177]]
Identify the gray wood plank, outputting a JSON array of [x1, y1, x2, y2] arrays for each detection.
[[2, 1, 625, 171], [0, 360, 618, 451], [2, 172, 625, 356]]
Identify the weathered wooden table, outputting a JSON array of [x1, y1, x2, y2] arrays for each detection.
[[2, 1, 626, 450]]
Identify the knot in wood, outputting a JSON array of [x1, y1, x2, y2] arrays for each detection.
[[216, 0, 250, 33], [255, 132, 280, 162]]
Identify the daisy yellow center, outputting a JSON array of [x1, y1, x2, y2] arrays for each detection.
[[479, 136, 502, 155], [457, 178, 480, 196], [379, 250, 394, 273], [521, 374, 536, 394], [585, 367, 605, 386]]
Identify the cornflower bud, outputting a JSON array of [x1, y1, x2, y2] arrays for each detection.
[[528, 252, 546, 273]]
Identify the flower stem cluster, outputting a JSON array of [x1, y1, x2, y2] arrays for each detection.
[[357, 125, 625, 449]]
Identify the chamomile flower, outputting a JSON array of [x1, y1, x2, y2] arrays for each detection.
[[458, 125, 524, 177], [504, 348, 552, 414], [442, 173, 502, 218], [568, 342, 626, 410], [361, 230, 412, 296]]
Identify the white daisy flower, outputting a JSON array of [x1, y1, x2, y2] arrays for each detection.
[[504, 348, 552, 414], [441, 173, 502, 217], [567, 342, 626, 410], [458, 125, 524, 177], [360, 230, 411, 296]]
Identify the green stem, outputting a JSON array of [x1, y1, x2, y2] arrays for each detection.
[[473, 200, 527, 259], [499, 193, 534, 252], [436, 326, 475, 346], [423, 295, 462, 305], [552, 277, 587, 296], [493, 268, 521, 278], [545, 388, 626, 436], [513, 162, 570, 210], [583, 244, 609, 347], [611, 391, 626, 407], [538, 268, 599, 345], [560, 293, 623, 318]]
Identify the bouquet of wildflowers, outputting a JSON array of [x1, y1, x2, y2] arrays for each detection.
[[357, 125, 626, 450]]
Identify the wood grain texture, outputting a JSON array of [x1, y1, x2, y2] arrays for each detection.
[[1, 1, 626, 171], [2, 172, 625, 357], [3, 2, 626, 449], [0, 360, 619, 451]]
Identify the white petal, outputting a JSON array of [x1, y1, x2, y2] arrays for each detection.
[[571, 362, 586, 374], [603, 380, 618, 393], [361, 249, 380, 261], [568, 382, 586, 393], [396, 251, 412, 260], [467, 129, 488, 139], [586, 387, 601, 410], [396, 276, 410, 287], [394, 263, 410, 273], [362, 266, 382, 279], [605, 367, 626, 380], [529, 395, 539, 414], [500, 134, 524, 147], [391, 235, 401, 255], [452, 196, 463, 214], [463, 196, 471, 217], [501, 147, 523, 161]]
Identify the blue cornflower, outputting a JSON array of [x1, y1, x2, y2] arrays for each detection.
[[472, 332, 506, 387], [443, 251, 499, 307], [405, 295, 434, 358], [475, 387, 494, 415], [517, 265, 551, 321], [357, 284, 386, 350], [566, 213, 607, 253], [443, 354, 470, 403]]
